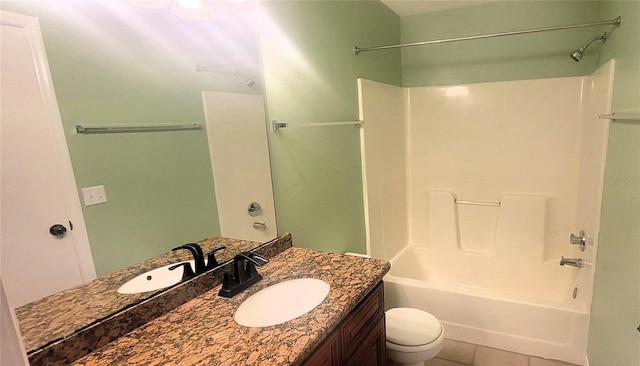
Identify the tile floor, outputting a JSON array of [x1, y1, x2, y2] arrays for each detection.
[[424, 339, 580, 366]]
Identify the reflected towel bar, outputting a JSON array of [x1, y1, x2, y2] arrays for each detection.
[[455, 199, 501, 207], [599, 111, 640, 120], [75, 123, 202, 134], [272, 119, 364, 132]]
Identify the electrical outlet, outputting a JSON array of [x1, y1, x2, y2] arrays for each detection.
[[82, 185, 107, 206]]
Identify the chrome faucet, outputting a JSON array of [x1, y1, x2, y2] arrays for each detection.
[[569, 230, 587, 251], [559, 256, 583, 268]]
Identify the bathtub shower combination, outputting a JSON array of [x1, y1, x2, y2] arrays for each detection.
[[358, 61, 614, 364]]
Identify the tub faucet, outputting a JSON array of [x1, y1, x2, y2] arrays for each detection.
[[559, 256, 583, 268]]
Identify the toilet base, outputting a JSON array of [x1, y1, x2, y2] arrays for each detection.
[[386, 340, 442, 366], [386, 361, 424, 366]]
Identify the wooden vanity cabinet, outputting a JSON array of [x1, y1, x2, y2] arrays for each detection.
[[303, 282, 386, 366]]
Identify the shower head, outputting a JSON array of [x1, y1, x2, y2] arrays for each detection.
[[195, 65, 256, 88], [233, 69, 256, 88], [570, 32, 608, 62], [570, 50, 583, 62]]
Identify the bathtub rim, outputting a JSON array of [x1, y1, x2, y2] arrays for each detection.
[[386, 245, 589, 313]]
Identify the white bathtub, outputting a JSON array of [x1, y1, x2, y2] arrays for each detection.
[[384, 246, 589, 365]]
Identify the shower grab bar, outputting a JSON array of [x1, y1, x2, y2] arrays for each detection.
[[455, 199, 500, 207], [354, 16, 621, 55], [76, 123, 201, 134], [272, 119, 364, 132]]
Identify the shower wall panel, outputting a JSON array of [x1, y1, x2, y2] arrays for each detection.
[[358, 79, 406, 260], [359, 61, 612, 298], [407, 77, 585, 261], [359, 62, 614, 364]]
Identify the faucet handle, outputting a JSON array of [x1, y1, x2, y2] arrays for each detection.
[[569, 230, 587, 251], [206, 246, 227, 268], [232, 253, 262, 279], [244, 252, 269, 266]]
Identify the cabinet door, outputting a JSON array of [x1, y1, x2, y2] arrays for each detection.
[[302, 330, 342, 366], [341, 283, 384, 359], [344, 316, 386, 366], [303, 282, 386, 366]]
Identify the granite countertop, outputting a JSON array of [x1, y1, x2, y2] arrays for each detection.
[[16, 236, 261, 354], [71, 247, 390, 366]]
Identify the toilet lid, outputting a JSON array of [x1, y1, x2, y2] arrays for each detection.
[[386, 308, 442, 346]]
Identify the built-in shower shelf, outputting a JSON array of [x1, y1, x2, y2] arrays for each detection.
[[599, 110, 640, 120]]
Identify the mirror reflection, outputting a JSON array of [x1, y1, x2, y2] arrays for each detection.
[[1, 0, 275, 308]]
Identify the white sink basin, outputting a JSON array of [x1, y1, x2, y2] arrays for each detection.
[[117, 260, 196, 294], [234, 278, 330, 327]]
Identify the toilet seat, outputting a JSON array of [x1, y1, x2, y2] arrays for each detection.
[[386, 307, 443, 353]]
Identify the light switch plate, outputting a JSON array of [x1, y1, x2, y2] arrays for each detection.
[[82, 185, 107, 206]]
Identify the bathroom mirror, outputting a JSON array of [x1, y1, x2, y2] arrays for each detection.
[[1, 0, 275, 349]]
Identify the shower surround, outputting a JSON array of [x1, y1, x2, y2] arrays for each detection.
[[358, 61, 614, 364]]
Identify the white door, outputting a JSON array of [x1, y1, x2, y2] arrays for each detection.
[[1, 12, 95, 307], [203, 91, 277, 242]]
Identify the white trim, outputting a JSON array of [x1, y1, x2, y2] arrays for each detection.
[[1, 11, 96, 282], [357, 78, 372, 256], [0, 277, 29, 366]]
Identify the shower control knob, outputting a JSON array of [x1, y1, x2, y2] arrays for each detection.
[[248, 202, 262, 217], [569, 230, 587, 251]]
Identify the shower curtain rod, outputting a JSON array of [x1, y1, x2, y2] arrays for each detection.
[[353, 16, 621, 55]]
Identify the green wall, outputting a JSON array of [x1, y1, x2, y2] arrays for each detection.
[[5, 4, 638, 360], [1, 2, 262, 276], [588, 2, 640, 365], [400, 2, 639, 364], [258, 0, 401, 253], [400, 1, 603, 86]]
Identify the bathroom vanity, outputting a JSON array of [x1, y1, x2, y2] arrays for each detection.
[[302, 282, 386, 365], [18, 233, 390, 365], [16, 236, 264, 365]]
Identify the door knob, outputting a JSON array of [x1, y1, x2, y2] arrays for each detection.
[[49, 224, 67, 236]]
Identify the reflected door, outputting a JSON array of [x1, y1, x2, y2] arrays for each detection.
[[1, 13, 95, 307]]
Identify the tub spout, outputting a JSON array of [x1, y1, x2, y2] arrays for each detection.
[[559, 256, 583, 268]]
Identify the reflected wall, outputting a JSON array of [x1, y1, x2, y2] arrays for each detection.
[[1, 1, 263, 275]]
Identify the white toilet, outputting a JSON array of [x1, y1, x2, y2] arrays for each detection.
[[343, 253, 444, 365], [385, 307, 444, 366]]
